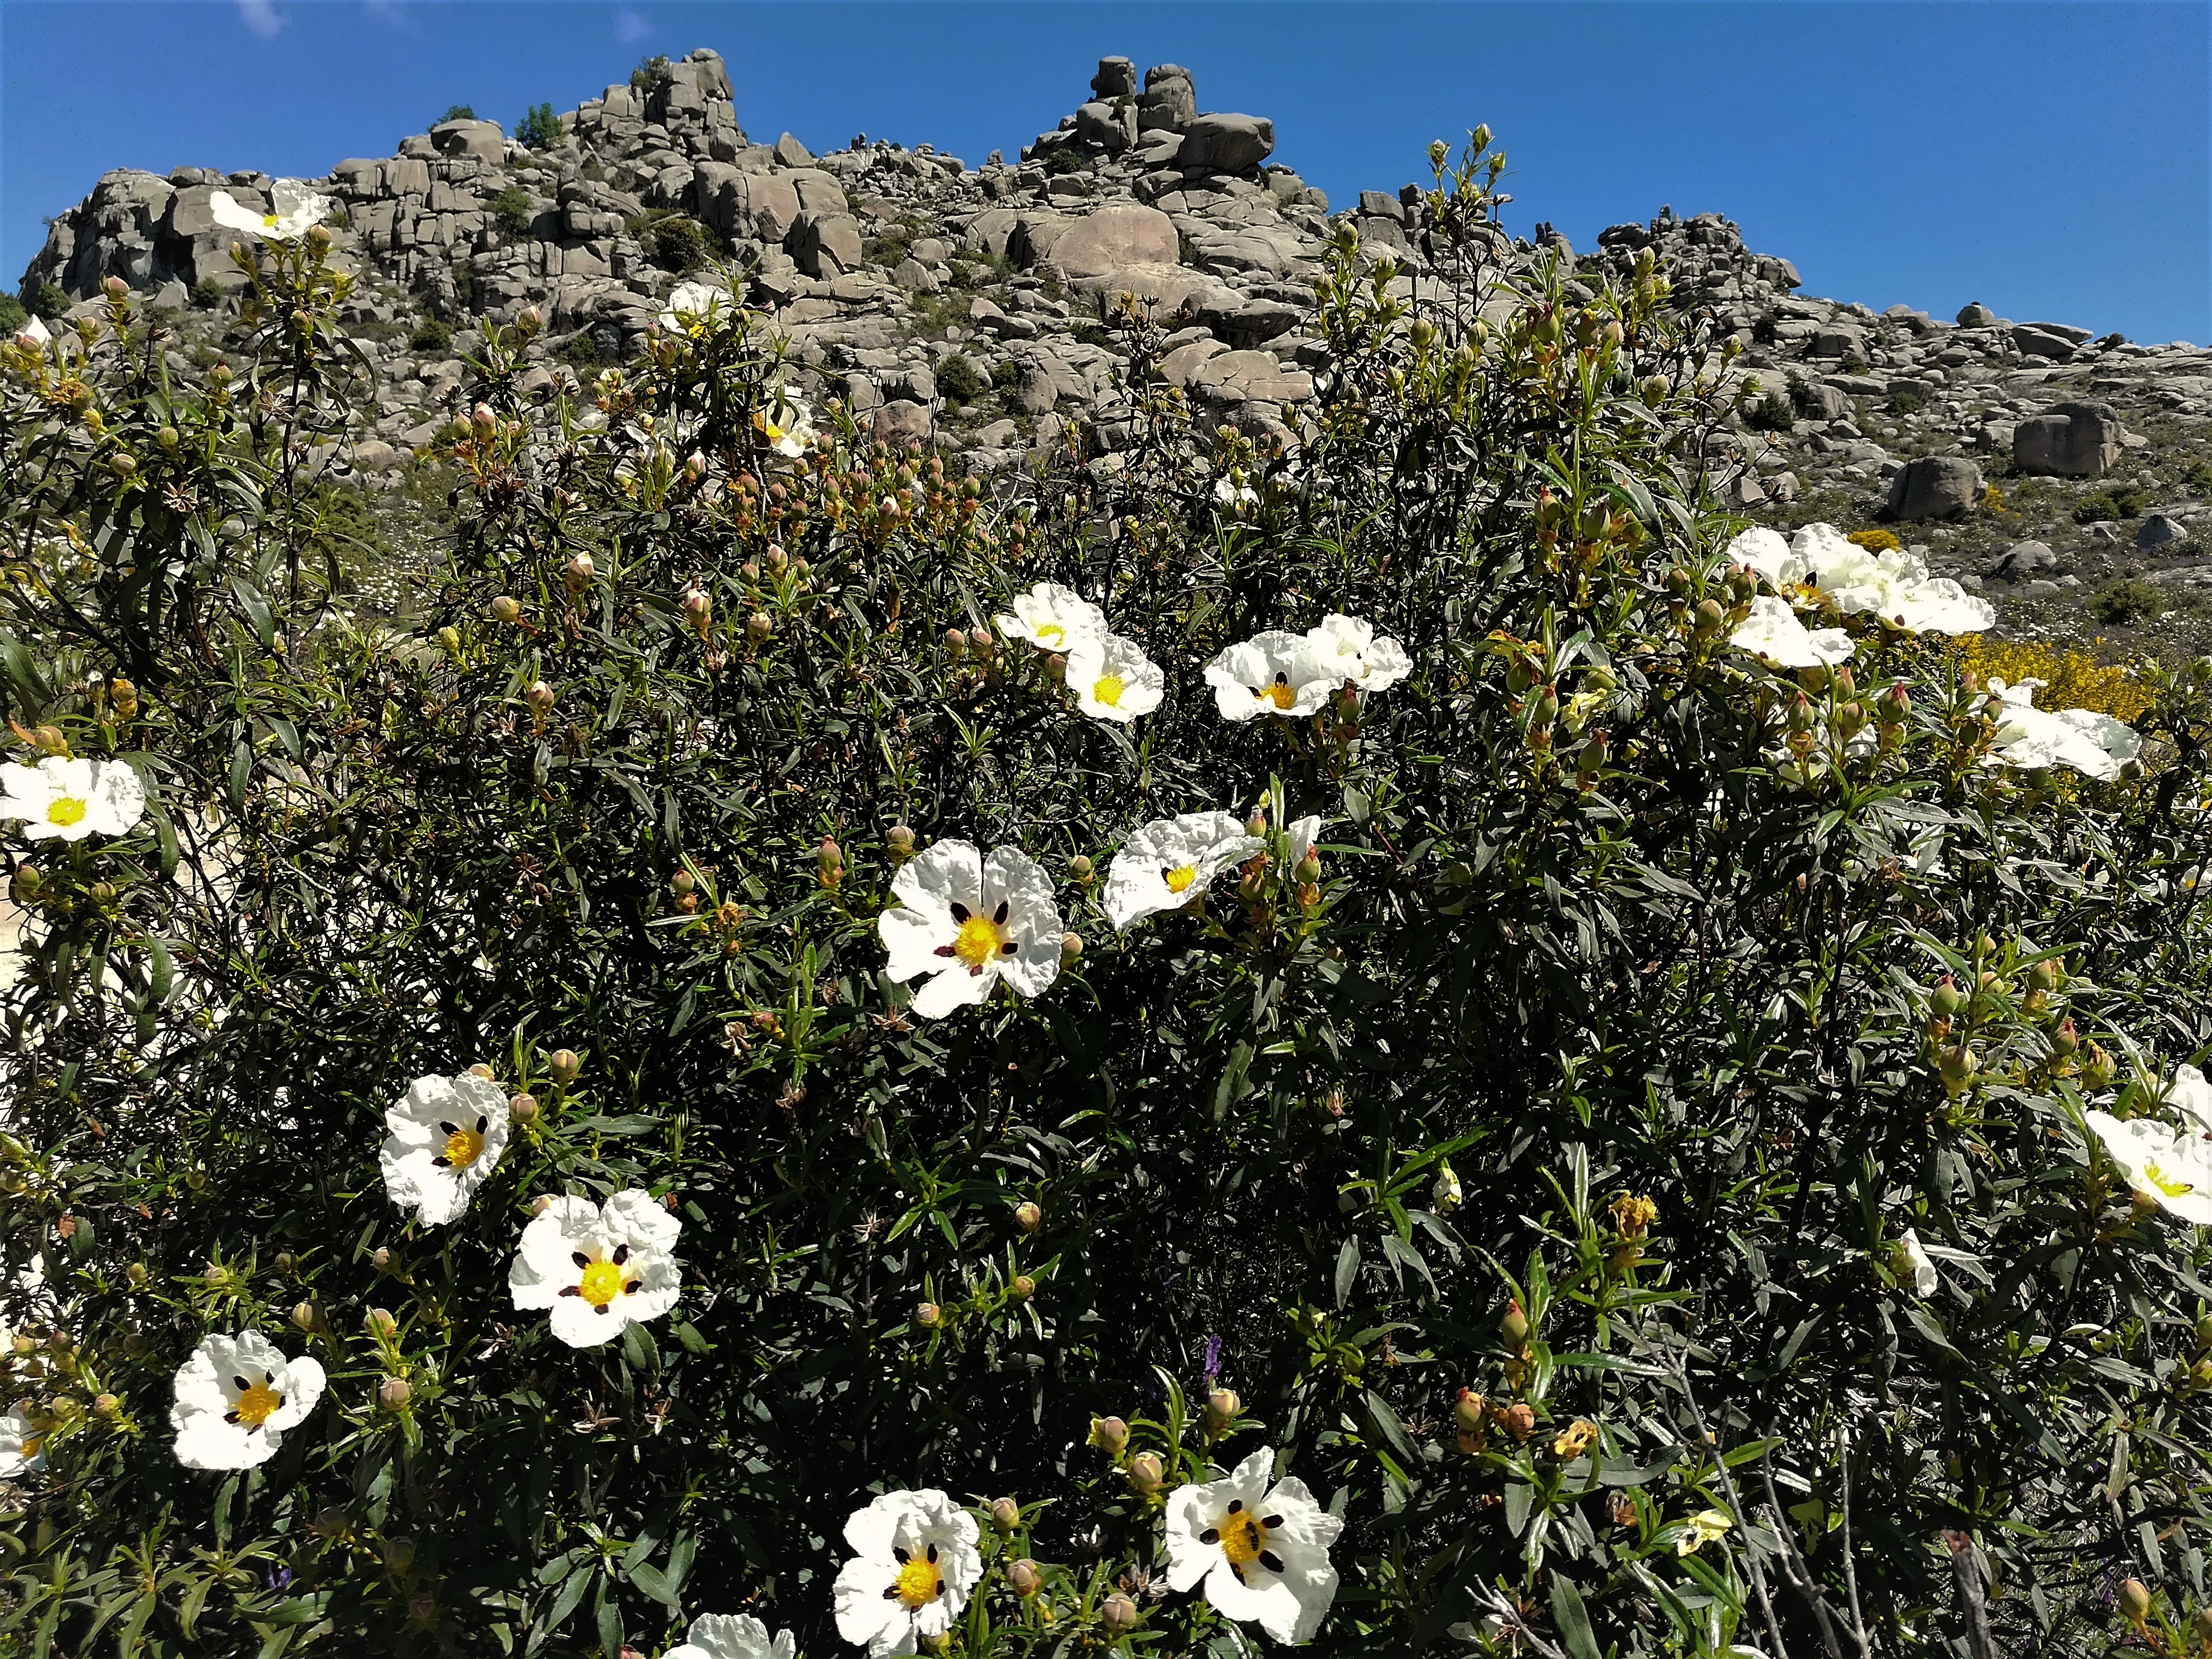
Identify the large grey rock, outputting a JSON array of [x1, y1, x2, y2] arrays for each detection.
[[429, 119, 505, 163], [773, 133, 814, 168], [1188, 349, 1313, 406], [1177, 113, 1275, 173], [1092, 57, 1137, 98], [1047, 204, 1178, 278], [873, 400, 933, 445], [1792, 380, 1849, 422], [1991, 540, 2058, 580], [1955, 302, 1998, 327], [1810, 324, 1866, 359], [1138, 65, 1196, 133], [2012, 321, 2089, 359], [789, 212, 864, 278], [2014, 401, 2122, 477], [1885, 455, 1982, 521], [1074, 101, 1133, 155], [2140, 515, 2191, 550]]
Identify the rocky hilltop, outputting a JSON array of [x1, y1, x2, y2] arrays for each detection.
[[18, 47, 2212, 642]]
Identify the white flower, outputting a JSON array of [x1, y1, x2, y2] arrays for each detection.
[[1066, 633, 1165, 723], [755, 389, 814, 458], [169, 1331, 326, 1470], [1728, 595, 1855, 670], [208, 180, 331, 242], [1286, 815, 1323, 871], [995, 583, 1107, 653], [832, 1488, 983, 1656], [1214, 476, 1260, 508], [1104, 812, 1264, 930], [1304, 614, 1411, 694], [13, 316, 52, 348], [508, 1190, 683, 1348], [1725, 522, 1994, 636], [0, 756, 144, 842], [1165, 1447, 1343, 1645], [379, 1072, 511, 1226], [2170, 1064, 2212, 1134], [661, 279, 736, 334], [877, 841, 1062, 1017], [1204, 633, 1333, 722], [1892, 1228, 1936, 1296], [2084, 1110, 2212, 1225], [1432, 1162, 1462, 1213], [667, 1612, 797, 1659], [0, 1405, 48, 1477], [1983, 678, 2140, 782]]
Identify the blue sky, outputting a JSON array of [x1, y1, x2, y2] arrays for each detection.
[[2, 1, 2205, 342]]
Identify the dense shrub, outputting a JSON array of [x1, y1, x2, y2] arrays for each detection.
[[556, 331, 605, 371], [1741, 387, 1793, 433], [438, 103, 477, 124], [935, 354, 987, 410], [1847, 526, 1902, 555], [632, 212, 712, 274], [492, 187, 537, 241], [630, 55, 672, 93], [0, 296, 23, 334], [7, 143, 2212, 1659], [409, 314, 453, 353], [2077, 487, 2150, 524], [517, 104, 567, 152], [31, 282, 68, 321], [2087, 578, 2172, 628]]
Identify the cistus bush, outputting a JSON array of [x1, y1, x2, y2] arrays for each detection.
[[4, 140, 2212, 1659]]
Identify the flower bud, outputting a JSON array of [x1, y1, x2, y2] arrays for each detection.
[[548, 1049, 582, 1085], [291, 1300, 319, 1333], [385, 1535, 416, 1574], [1930, 976, 1962, 1017], [818, 836, 843, 871], [1069, 854, 1094, 884], [1088, 1414, 1129, 1456], [1937, 1044, 1979, 1091], [517, 305, 544, 336], [1014, 1200, 1042, 1233], [467, 1062, 494, 1080], [491, 595, 522, 624], [886, 823, 915, 860], [1060, 932, 1083, 963], [1502, 1401, 1536, 1439], [682, 586, 712, 629], [1455, 1388, 1486, 1434], [364, 1307, 397, 1339], [371, 1247, 395, 1274], [532, 1194, 554, 1215], [2119, 1579, 2152, 1624], [563, 551, 595, 592], [990, 1496, 1021, 1534], [408, 1595, 436, 1624], [378, 1376, 412, 1411], [915, 1301, 941, 1329], [1126, 1452, 1165, 1495], [471, 403, 497, 435], [748, 611, 773, 642], [1294, 855, 1322, 885], [2050, 1019, 2079, 1059], [109, 452, 137, 479], [1009, 1274, 1035, 1302], [509, 1093, 539, 1124], [1101, 1593, 1138, 1635], [1499, 1298, 1530, 1354], [2083, 1042, 2118, 1090], [92, 1392, 119, 1417], [524, 681, 555, 720], [103, 275, 129, 302], [124, 1259, 146, 1286], [1008, 1559, 1043, 1597], [1693, 598, 1725, 636], [1205, 1388, 1241, 1430]]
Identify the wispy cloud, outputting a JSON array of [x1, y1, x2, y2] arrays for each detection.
[[237, 0, 288, 38], [363, 0, 414, 28], [614, 7, 651, 45]]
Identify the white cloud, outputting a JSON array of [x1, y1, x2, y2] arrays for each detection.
[[363, 0, 414, 26], [614, 7, 651, 45], [237, 0, 288, 38]]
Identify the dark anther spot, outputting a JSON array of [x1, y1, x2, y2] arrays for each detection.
[[439, 1121, 459, 1136], [894, 1547, 910, 1565], [624, 1279, 641, 1294], [572, 1251, 590, 1269], [1226, 1500, 1244, 1514], [224, 1410, 241, 1424], [432, 1155, 450, 1167], [596, 1302, 613, 1314], [1259, 1549, 1285, 1574], [949, 901, 971, 924], [933, 944, 957, 958], [1200, 1528, 1220, 1545], [993, 900, 1008, 925], [927, 1544, 939, 1564], [559, 1286, 581, 1297], [1000, 941, 1017, 956], [882, 1585, 901, 1600], [232, 1376, 251, 1391], [612, 1244, 629, 1266], [476, 1115, 487, 1132], [1262, 1514, 1283, 1528]]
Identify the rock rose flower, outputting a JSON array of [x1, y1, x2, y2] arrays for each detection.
[[508, 1190, 682, 1347], [878, 841, 1062, 1017], [666, 1612, 797, 1659], [2084, 1110, 2212, 1224], [1729, 595, 1856, 670], [1066, 633, 1165, 723], [170, 1331, 326, 1470], [380, 1072, 511, 1226], [995, 582, 1107, 653], [1104, 812, 1265, 930], [1205, 633, 1333, 722], [0, 1405, 48, 1477], [832, 1488, 983, 1656], [209, 180, 331, 242], [1984, 678, 2141, 782], [1727, 522, 1993, 635], [0, 756, 145, 842], [1892, 1228, 1936, 1296], [1303, 613, 1411, 693], [755, 388, 814, 458], [1164, 1447, 1343, 1646], [661, 279, 736, 334], [2169, 1063, 2212, 1134]]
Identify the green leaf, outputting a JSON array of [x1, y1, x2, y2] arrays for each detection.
[[1548, 1572, 1604, 1659], [1335, 1238, 1360, 1309]]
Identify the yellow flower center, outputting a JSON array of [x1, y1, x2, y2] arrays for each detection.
[[261, 214, 280, 230], [20, 1433, 42, 1461], [1092, 673, 1126, 708], [1217, 1510, 1267, 1568], [578, 1260, 626, 1308], [442, 1126, 485, 1168], [1035, 623, 1066, 647], [953, 914, 1003, 970], [46, 797, 86, 827], [2145, 1161, 2195, 1200], [1163, 865, 1199, 895], [1264, 678, 1297, 710], [232, 1384, 282, 1428], [893, 1552, 943, 1609]]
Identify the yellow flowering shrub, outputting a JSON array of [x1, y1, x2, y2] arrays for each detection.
[[1957, 636, 2155, 723], [1846, 527, 1900, 554]]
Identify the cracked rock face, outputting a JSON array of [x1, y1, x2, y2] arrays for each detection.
[[18, 47, 2212, 642]]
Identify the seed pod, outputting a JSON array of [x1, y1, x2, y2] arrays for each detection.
[[385, 1535, 416, 1574], [1060, 932, 1083, 962], [1455, 1389, 1486, 1434]]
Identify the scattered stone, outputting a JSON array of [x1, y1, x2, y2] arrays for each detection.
[[2140, 515, 2191, 550], [1885, 455, 1982, 522], [2013, 400, 2123, 477]]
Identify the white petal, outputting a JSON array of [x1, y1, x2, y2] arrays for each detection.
[[910, 963, 993, 1018], [603, 1187, 681, 1255]]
